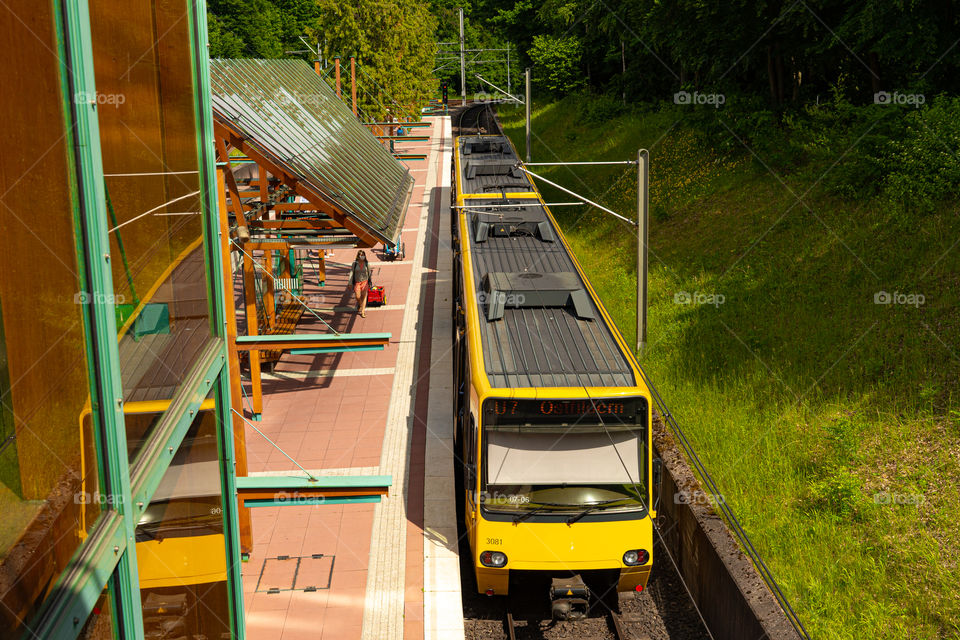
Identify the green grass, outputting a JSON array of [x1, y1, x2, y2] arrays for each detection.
[[498, 97, 960, 639]]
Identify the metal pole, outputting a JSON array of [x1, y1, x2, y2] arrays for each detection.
[[459, 8, 466, 104], [637, 149, 649, 355], [507, 44, 512, 96], [525, 68, 531, 162]]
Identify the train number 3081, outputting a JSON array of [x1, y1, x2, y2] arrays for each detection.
[[485, 537, 503, 546]]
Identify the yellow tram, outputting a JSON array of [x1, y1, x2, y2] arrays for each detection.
[[452, 133, 656, 617]]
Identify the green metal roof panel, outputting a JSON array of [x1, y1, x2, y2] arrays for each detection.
[[209, 58, 414, 245]]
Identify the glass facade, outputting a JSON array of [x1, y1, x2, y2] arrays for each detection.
[[0, 0, 243, 638], [0, 0, 104, 632], [137, 406, 231, 640], [89, 0, 215, 464]]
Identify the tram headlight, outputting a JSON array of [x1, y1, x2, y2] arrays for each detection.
[[480, 550, 507, 567], [622, 549, 649, 566]]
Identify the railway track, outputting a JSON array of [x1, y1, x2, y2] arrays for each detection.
[[453, 100, 501, 136], [504, 609, 633, 640]]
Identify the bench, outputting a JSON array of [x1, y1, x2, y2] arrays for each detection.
[[252, 301, 306, 366]]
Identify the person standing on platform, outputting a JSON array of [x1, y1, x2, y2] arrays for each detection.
[[349, 250, 371, 317]]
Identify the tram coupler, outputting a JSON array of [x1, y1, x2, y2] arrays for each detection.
[[549, 575, 590, 620]]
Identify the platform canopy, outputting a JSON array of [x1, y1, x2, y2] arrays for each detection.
[[209, 58, 413, 246]]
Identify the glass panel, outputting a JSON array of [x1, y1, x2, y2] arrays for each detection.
[[0, 1, 102, 634], [136, 406, 232, 639], [486, 431, 642, 484], [78, 587, 115, 640], [88, 0, 213, 462]]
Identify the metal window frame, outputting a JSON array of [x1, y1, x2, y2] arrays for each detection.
[[21, 0, 243, 638]]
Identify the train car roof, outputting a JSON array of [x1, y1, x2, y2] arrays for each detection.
[[463, 197, 636, 389], [457, 135, 537, 196]]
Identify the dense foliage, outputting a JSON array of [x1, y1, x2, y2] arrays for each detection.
[[207, 0, 437, 120], [456, 0, 960, 210], [464, 0, 960, 104]]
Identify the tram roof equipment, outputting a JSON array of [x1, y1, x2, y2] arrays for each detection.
[[465, 198, 635, 389], [458, 135, 536, 194]]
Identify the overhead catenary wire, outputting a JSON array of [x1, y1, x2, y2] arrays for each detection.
[[474, 74, 522, 103], [523, 161, 637, 166]]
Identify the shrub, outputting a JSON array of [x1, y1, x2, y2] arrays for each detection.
[[578, 93, 628, 125], [884, 96, 960, 212], [805, 466, 869, 520]]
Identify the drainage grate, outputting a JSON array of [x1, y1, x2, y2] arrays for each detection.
[[255, 554, 335, 593]]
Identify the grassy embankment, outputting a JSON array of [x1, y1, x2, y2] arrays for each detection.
[[497, 97, 960, 640]]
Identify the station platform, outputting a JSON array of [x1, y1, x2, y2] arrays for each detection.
[[239, 117, 463, 640]]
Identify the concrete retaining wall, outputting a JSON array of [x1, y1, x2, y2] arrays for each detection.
[[652, 422, 803, 640]]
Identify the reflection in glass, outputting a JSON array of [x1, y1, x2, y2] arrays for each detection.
[[136, 406, 232, 639], [78, 588, 114, 640], [88, 0, 214, 461], [0, 1, 102, 634]]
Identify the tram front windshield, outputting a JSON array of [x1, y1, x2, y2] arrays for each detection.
[[481, 398, 648, 513]]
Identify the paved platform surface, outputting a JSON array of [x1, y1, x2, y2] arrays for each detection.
[[239, 116, 463, 640]]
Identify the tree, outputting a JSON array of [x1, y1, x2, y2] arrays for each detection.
[[309, 0, 438, 121], [207, 0, 289, 58], [528, 34, 583, 95]]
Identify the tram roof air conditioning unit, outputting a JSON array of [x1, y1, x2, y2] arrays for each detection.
[[481, 271, 595, 322], [462, 137, 507, 155], [464, 160, 522, 180], [473, 211, 555, 243]]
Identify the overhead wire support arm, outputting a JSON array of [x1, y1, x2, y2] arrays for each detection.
[[515, 153, 650, 357], [515, 164, 636, 226], [523, 161, 638, 167], [455, 201, 585, 210], [474, 74, 522, 103]]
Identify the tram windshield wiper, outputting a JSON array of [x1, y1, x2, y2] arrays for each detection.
[[511, 501, 575, 524], [565, 499, 629, 525]]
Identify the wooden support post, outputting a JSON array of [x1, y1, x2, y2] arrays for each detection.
[[215, 137, 250, 232], [263, 250, 275, 330], [335, 57, 341, 98], [242, 250, 264, 417], [258, 162, 269, 220], [350, 56, 357, 116], [317, 250, 326, 287], [216, 165, 254, 556]]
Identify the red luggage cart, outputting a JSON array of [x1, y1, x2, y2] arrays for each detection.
[[367, 285, 386, 306]]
